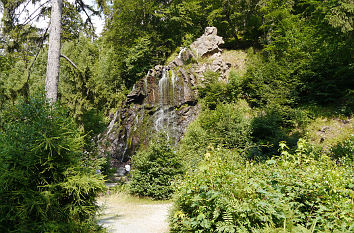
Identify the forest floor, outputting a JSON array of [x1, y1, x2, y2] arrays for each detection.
[[98, 190, 172, 233]]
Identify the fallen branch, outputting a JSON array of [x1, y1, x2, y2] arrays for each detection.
[[60, 54, 81, 72]]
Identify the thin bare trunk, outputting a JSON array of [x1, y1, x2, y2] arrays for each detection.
[[45, 0, 62, 103], [60, 54, 80, 72]]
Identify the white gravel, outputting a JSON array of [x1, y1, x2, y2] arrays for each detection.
[[98, 195, 172, 233]]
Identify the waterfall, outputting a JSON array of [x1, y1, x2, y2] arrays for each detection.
[[171, 69, 177, 93], [107, 111, 119, 135], [155, 68, 169, 131], [178, 47, 187, 60], [121, 126, 131, 162], [159, 68, 169, 105], [154, 67, 178, 139], [154, 108, 166, 131], [98, 27, 227, 163]]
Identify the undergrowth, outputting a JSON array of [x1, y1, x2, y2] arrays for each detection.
[[0, 97, 106, 232], [170, 140, 353, 232]]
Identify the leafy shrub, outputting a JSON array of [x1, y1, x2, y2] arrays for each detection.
[[170, 140, 353, 232], [176, 119, 210, 167], [129, 132, 183, 200], [0, 98, 106, 232], [197, 71, 245, 110], [199, 102, 252, 149], [197, 71, 228, 110], [250, 104, 303, 159], [240, 53, 300, 109], [177, 101, 253, 167], [225, 70, 244, 101], [330, 134, 354, 166]]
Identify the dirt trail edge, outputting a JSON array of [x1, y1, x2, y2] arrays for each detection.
[[98, 194, 172, 233]]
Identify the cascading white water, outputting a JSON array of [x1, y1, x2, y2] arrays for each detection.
[[154, 68, 179, 136], [171, 70, 177, 93], [155, 68, 169, 131], [154, 108, 166, 131], [123, 109, 145, 162], [107, 111, 119, 135], [178, 47, 187, 60], [121, 127, 131, 162], [133, 112, 140, 131], [159, 68, 169, 104]]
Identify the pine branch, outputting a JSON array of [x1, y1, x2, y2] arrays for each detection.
[[76, 0, 95, 31], [22, 1, 50, 25], [27, 26, 49, 80], [15, 0, 32, 18], [23, 24, 50, 101]]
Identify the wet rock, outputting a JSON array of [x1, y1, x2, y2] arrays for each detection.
[[98, 27, 231, 164], [170, 57, 184, 67]]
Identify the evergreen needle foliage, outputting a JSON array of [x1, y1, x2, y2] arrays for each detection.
[[129, 132, 183, 200], [0, 97, 106, 232]]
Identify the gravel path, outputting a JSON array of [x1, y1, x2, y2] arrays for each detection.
[[98, 194, 172, 233]]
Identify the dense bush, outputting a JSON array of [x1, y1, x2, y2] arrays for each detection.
[[170, 140, 353, 232], [0, 98, 106, 232], [129, 132, 183, 200], [250, 104, 304, 159], [197, 71, 245, 110], [239, 0, 353, 108], [240, 53, 303, 109], [196, 68, 306, 160], [177, 101, 253, 166], [330, 134, 354, 167], [197, 71, 229, 110]]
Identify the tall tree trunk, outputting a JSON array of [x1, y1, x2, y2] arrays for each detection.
[[46, 0, 63, 103]]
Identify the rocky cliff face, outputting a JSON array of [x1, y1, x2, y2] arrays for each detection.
[[98, 27, 231, 166]]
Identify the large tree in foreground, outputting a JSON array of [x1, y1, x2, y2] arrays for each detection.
[[46, 0, 63, 103]]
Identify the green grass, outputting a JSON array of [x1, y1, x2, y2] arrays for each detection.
[[304, 116, 353, 149], [221, 49, 248, 76], [101, 191, 172, 205], [290, 105, 353, 149]]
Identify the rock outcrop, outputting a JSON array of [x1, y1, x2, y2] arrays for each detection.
[[98, 27, 232, 166], [190, 27, 224, 57]]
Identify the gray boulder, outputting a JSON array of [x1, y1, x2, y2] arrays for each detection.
[[190, 27, 224, 57]]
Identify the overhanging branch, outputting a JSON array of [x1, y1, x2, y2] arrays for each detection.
[[23, 24, 49, 101], [60, 54, 83, 75]]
